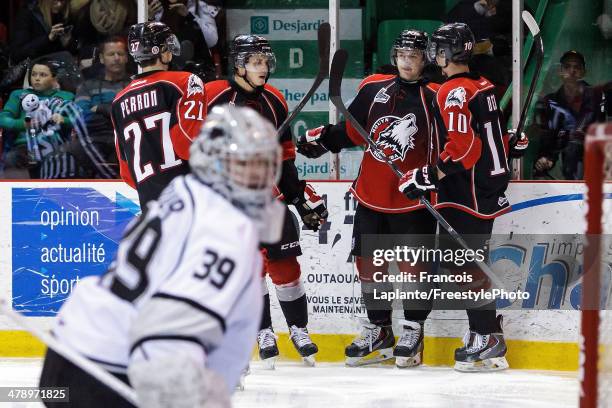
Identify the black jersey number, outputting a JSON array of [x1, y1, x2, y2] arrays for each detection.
[[109, 216, 162, 302], [193, 249, 236, 290], [123, 112, 182, 183]]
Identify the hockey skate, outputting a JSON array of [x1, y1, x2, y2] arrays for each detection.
[[454, 315, 509, 372], [345, 323, 394, 367], [289, 325, 318, 366], [257, 328, 279, 369], [393, 320, 424, 368]]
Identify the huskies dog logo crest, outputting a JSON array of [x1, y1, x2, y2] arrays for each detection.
[[370, 113, 418, 162], [444, 87, 467, 109], [187, 74, 204, 97]]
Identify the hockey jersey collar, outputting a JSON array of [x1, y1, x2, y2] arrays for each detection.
[[444, 71, 481, 82], [130, 69, 166, 80], [395, 76, 430, 89], [229, 78, 264, 99]]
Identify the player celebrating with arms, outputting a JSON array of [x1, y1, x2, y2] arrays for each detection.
[[298, 30, 438, 368], [399, 23, 510, 372], [205, 35, 327, 367]]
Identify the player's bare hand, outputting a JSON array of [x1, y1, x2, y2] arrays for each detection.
[[534, 157, 553, 171]]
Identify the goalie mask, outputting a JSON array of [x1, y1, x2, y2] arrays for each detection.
[[189, 105, 285, 244], [427, 23, 475, 67], [128, 22, 181, 64]]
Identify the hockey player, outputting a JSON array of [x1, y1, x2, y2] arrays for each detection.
[[205, 34, 327, 367], [297, 30, 438, 367], [112, 21, 207, 207], [398, 23, 510, 372], [39, 105, 285, 407]]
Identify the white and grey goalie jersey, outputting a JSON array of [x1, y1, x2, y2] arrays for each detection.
[[52, 174, 263, 392]]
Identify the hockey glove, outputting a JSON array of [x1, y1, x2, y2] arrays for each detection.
[[398, 165, 438, 199], [296, 126, 329, 158], [508, 129, 529, 158], [292, 183, 328, 231]]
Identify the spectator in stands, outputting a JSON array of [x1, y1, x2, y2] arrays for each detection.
[[72, 0, 132, 64], [534, 51, 604, 180], [11, 0, 78, 64], [0, 59, 75, 179], [69, 36, 130, 178], [445, 0, 514, 89], [470, 39, 510, 97], [151, 0, 222, 81], [445, 0, 499, 41]]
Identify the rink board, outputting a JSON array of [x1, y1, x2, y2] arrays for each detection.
[[0, 180, 607, 370]]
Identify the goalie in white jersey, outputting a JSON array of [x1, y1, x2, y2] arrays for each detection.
[[39, 105, 285, 408]]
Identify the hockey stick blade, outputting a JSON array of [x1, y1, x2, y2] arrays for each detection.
[[521, 10, 540, 36], [328, 49, 507, 292], [276, 22, 330, 138]]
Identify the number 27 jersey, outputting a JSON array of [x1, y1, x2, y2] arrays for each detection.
[[111, 71, 207, 207]]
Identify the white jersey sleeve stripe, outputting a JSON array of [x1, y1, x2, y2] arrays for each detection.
[[151, 292, 226, 332]]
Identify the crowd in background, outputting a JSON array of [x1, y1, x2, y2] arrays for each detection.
[[0, 0, 609, 180], [0, 0, 224, 179]]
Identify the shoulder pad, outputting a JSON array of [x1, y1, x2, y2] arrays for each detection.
[[358, 74, 395, 91], [205, 80, 232, 104], [264, 84, 288, 111]]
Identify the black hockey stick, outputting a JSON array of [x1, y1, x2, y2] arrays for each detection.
[[329, 49, 506, 291], [276, 22, 330, 137], [515, 10, 544, 139]]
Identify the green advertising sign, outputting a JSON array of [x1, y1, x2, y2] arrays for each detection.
[[227, 9, 362, 41], [271, 40, 363, 78]]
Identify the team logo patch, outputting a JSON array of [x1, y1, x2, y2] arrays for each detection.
[[445, 87, 467, 109], [369, 113, 418, 162], [373, 87, 390, 104], [498, 196, 509, 207], [187, 74, 204, 97], [151, 46, 160, 55]]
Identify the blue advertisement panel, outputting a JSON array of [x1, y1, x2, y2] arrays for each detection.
[[12, 187, 139, 316]]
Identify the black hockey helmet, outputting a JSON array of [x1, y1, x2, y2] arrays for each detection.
[[427, 23, 475, 66], [230, 34, 277, 73], [127, 22, 181, 64], [390, 30, 428, 66]]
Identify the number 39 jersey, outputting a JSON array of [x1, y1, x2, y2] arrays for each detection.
[[52, 174, 263, 391], [433, 72, 511, 218], [111, 71, 207, 207]]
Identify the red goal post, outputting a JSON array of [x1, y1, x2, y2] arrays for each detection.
[[581, 122, 612, 408]]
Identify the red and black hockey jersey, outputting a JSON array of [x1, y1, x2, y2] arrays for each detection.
[[112, 70, 207, 207], [205, 79, 302, 202], [433, 72, 510, 218], [338, 74, 439, 213]]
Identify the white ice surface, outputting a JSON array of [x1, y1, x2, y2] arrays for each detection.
[[0, 359, 579, 408]]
